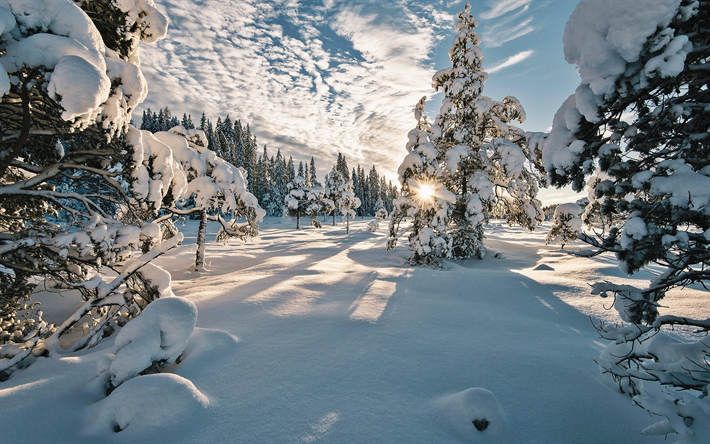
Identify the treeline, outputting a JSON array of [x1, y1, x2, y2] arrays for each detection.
[[140, 107, 398, 218]]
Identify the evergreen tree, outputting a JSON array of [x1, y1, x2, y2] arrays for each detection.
[[199, 112, 207, 131], [309, 157, 320, 187], [324, 168, 346, 226], [543, 0, 710, 434], [432, 3, 544, 259], [0, 0, 178, 366], [388, 98, 454, 265], [545, 203, 582, 249]]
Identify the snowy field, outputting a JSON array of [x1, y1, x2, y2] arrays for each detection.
[[1, 217, 708, 443]]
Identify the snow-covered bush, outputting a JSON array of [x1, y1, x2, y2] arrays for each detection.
[[431, 3, 544, 259], [0, 0, 186, 375], [97, 297, 197, 393], [389, 98, 454, 266], [544, 0, 710, 438], [545, 203, 582, 248]]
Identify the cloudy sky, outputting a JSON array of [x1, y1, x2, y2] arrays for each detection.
[[138, 0, 583, 204]]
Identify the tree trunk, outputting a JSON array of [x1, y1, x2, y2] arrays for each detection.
[[193, 209, 207, 272], [346, 213, 349, 233], [296, 208, 300, 230], [332, 210, 336, 226]]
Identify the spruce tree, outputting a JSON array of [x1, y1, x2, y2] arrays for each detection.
[[543, 0, 709, 434], [432, 2, 544, 259], [388, 98, 455, 265]]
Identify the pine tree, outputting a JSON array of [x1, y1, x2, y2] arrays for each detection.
[[388, 98, 455, 265], [199, 112, 207, 131], [432, 2, 544, 259], [545, 203, 582, 249], [543, 0, 709, 435], [309, 157, 319, 187], [324, 168, 346, 226], [0, 0, 178, 365]]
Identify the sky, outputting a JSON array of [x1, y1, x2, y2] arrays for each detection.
[[137, 0, 584, 205]]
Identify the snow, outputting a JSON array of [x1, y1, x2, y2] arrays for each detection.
[[2, 218, 708, 442], [89, 373, 209, 433], [102, 296, 197, 389], [563, 0, 681, 97]]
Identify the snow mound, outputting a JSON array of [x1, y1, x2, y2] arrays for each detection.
[[434, 387, 506, 440], [533, 264, 554, 271], [101, 297, 198, 390], [175, 328, 239, 375], [90, 373, 209, 433]]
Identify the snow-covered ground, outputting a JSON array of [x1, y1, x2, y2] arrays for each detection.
[[1, 217, 708, 443]]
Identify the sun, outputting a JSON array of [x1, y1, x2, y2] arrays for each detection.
[[417, 182, 435, 201]]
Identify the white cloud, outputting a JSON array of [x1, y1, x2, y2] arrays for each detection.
[[487, 50, 535, 73], [480, 0, 534, 20], [139, 0, 453, 183]]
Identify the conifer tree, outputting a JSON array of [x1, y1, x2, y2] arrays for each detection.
[[309, 157, 319, 187], [432, 2, 544, 259], [388, 98, 455, 265], [543, 0, 709, 434]]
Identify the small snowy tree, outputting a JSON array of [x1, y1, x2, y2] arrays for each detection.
[[283, 175, 308, 229], [367, 198, 388, 232], [544, 0, 710, 438], [337, 181, 361, 234], [545, 203, 582, 249], [388, 98, 455, 266], [151, 127, 263, 272], [431, 3, 544, 259], [324, 168, 346, 226]]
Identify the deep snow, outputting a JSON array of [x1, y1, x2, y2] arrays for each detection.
[[1, 217, 708, 443]]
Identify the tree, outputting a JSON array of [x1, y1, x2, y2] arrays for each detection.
[[0, 0, 175, 369], [324, 168, 346, 226], [388, 98, 455, 266], [151, 127, 263, 271], [431, 3, 544, 259], [545, 203, 582, 249], [309, 156, 319, 187], [283, 175, 308, 229], [367, 198, 388, 232], [543, 0, 710, 437], [337, 180, 361, 234]]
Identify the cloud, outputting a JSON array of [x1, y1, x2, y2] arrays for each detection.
[[487, 50, 535, 73], [138, 0, 453, 183], [480, 0, 534, 20]]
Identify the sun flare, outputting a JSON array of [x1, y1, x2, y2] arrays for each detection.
[[417, 183, 435, 201]]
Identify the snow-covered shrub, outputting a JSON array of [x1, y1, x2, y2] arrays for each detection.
[[544, 0, 710, 438], [389, 98, 454, 266], [430, 3, 544, 259], [0, 0, 187, 375], [92, 373, 209, 433], [545, 203, 582, 248], [97, 297, 197, 392]]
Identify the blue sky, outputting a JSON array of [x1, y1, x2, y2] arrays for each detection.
[[139, 0, 584, 204]]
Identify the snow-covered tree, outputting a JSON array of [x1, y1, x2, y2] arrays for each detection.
[[545, 203, 582, 249], [283, 175, 309, 229], [0, 0, 175, 369], [431, 3, 544, 259], [388, 98, 455, 266], [324, 168, 346, 226], [367, 198, 388, 232], [543, 0, 710, 438], [152, 127, 263, 271], [337, 180, 361, 234]]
